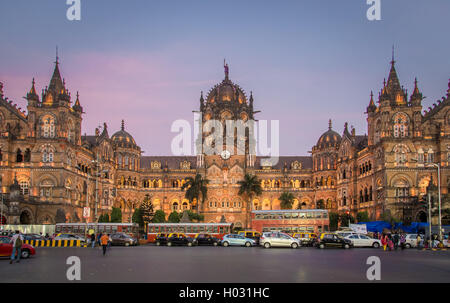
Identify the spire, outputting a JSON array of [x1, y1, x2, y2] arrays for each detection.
[[48, 48, 64, 95], [249, 91, 254, 107], [328, 119, 332, 130], [367, 91, 376, 112], [121, 119, 125, 131], [200, 91, 204, 110], [73, 91, 83, 112], [410, 77, 423, 105], [27, 78, 39, 104], [386, 47, 401, 94]]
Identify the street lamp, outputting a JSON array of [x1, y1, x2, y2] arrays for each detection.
[[426, 162, 442, 243]]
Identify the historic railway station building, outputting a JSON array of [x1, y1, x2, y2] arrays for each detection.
[[0, 55, 449, 227]]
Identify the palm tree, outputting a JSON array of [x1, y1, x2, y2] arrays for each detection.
[[181, 174, 209, 212], [279, 192, 295, 209], [238, 174, 262, 228]]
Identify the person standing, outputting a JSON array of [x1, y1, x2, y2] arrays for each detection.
[[100, 233, 109, 256], [90, 233, 96, 248], [9, 230, 23, 264], [416, 234, 422, 249], [393, 233, 399, 250], [400, 234, 406, 250], [381, 234, 388, 251]]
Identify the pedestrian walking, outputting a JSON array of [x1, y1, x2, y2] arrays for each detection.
[[388, 234, 394, 251], [90, 233, 96, 248], [400, 234, 406, 250], [393, 233, 399, 250], [97, 232, 102, 247], [417, 234, 422, 249], [107, 234, 112, 250], [381, 234, 388, 251], [9, 230, 23, 264], [100, 233, 109, 256]]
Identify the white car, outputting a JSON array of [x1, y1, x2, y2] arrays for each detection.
[[345, 234, 381, 248], [404, 234, 421, 248]]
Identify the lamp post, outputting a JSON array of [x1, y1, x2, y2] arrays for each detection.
[[426, 163, 442, 242]]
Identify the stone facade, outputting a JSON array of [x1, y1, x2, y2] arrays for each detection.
[[0, 56, 449, 227]]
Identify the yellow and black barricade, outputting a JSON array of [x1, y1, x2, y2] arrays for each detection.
[[24, 239, 87, 247]]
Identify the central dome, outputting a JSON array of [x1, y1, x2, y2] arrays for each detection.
[[316, 120, 341, 149], [206, 78, 247, 104], [111, 120, 138, 149]]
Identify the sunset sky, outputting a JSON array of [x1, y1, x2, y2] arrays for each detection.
[[0, 0, 449, 156]]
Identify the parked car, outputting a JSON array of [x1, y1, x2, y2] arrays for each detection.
[[237, 230, 261, 245], [0, 236, 36, 259], [192, 233, 220, 246], [316, 233, 353, 249], [345, 234, 381, 248], [221, 234, 256, 247], [292, 232, 317, 246], [260, 232, 301, 249], [154, 233, 169, 246], [162, 233, 195, 247], [404, 233, 423, 248], [110, 233, 137, 246]]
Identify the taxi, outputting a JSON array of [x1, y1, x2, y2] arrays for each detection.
[[0, 236, 36, 259], [237, 230, 261, 245], [292, 232, 317, 246]]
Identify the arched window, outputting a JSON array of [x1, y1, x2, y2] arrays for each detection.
[[19, 180, 29, 196], [172, 202, 179, 211], [42, 116, 56, 138], [42, 145, 54, 163], [24, 149, 31, 162], [16, 149, 23, 163], [394, 179, 409, 199], [393, 113, 409, 138], [394, 144, 408, 165], [40, 179, 54, 198]]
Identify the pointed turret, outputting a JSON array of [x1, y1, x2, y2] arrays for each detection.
[[26, 78, 39, 106], [199, 91, 204, 111], [367, 91, 377, 113], [48, 54, 64, 95], [72, 91, 83, 113], [249, 91, 254, 109], [410, 77, 423, 106]]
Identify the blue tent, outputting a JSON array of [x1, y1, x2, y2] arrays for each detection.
[[357, 221, 392, 233]]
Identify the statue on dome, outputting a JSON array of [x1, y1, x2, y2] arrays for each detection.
[[224, 59, 229, 79]]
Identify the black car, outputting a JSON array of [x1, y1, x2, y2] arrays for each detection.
[[110, 233, 137, 246], [316, 233, 353, 249], [192, 233, 220, 246], [156, 233, 194, 246]]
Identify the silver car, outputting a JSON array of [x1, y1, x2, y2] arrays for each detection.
[[260, 232, 301, 248]]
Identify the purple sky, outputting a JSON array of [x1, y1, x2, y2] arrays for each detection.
[[0, 0, 449, 156]]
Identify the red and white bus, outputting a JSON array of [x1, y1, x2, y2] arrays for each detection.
[[55, 223, 139, 239], [251, 209, 329, 235], [147, 223, 233, 243]]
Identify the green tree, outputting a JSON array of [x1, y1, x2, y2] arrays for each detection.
[[186, 210, 204, 222], [140, 194, 155, 225], [329, 212, 339, 231], [132, 208, 144, 228], [339, 213, 355, 227], [238, 174, 262, 228], [279, 192, 295, 209], [356, 211, 369, 223], [110, 207, 122, 223], [181, 174, 209, 212], [152, 210, 166, 223], [168, 211, 180, 223]]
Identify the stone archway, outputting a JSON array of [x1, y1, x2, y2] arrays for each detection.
[[20, 210, 33, 224], [416, 211, 427, 223]]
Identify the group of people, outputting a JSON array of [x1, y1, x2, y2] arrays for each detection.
[[378, 233, 407, 251], [90, 232, 112, 256], [374, 231, 448, 251]]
